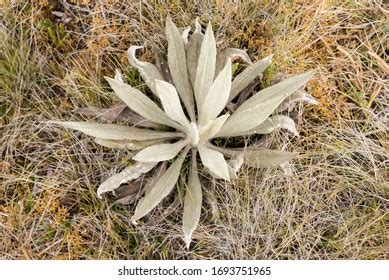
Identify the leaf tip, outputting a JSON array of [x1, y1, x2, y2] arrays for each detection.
[[194, 17, 202, 33], [132, 153, 144, 162], [305, 69, 317, 80], [205, 21, 213, 33], [104, 75, 114, 84], [183, 235, 192, 250], [165, 17, 176, 31], [114, 69, 123, 82], [96, 191, 103, 199], [127, 45, 143, 57], [264, 55, 273, 63]]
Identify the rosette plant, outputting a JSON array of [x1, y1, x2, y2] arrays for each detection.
[[50, 18, 316, 247]]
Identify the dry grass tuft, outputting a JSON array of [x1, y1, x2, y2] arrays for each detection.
[[1, 0, 388, 259]]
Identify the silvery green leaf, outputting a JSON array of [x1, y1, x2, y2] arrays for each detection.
[[217, 70, 315, 137], [198, 145, 230, 181], [133, 140, 187, 162], [194, 22, 216, 113], [182, 151, 202, 249], [187, 122, 200, 146], [181, 26, 191, 44], [243, 148, 297, 168], [127, 46, 164, 97], [105, 76, 181, 130], [97, 162, 157, 199], [199, 59, 231, 124], [186, 18, 203, 87], [94, 138, 167, 150], [114, 69, 124, 82], [275, 89, 319, 113], [209, 145, 297, 168], [206, 164, 238, 180], [228, 55, 273, 102], [131, 148, 189, 223], [206, 153, 243, 180], [49, 121, 183, 140], [215, 48, 252, 76], [208, 145, 240, 157], [233, 115, 298, 137], [194, 17, 202, 33], [199, 114, 229, 144], [166, 18, 195, 121], [155, 79, 190, 129]]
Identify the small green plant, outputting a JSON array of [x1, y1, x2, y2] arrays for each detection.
[[50, 18, 316, 248]]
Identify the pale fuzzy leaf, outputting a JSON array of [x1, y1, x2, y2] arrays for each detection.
[[194, 22, 216, 113], [275, 89, 319, 113], [199, 59, 232, 124], [206, 153, 243, 180], [216, 95, 286, 137], [229, 55, 273, 102], [97, 162, 157, 199], [194, 17, 202, 33], [234, 115, 298, 137], [217, 70, 315, 137], [105, 77, 181, 130], [166, 18, 195, 121], [209, 145, 297, 169], [114, 69, 124, 82], [181, 26, 191, 44], [244, 148, 297, 168], [186, 18, 204, 87], [208, 145, 240, 157], [198, 145, 230, 181], [215, 48, 252, 76], [187, 122, 200, 146], [155, 80, 190, 129], [131, 148, 189, 222], [127, 46, 164, 96], [199, 114, 229, 144], [49, 121, 182, 140], [182, 151, 202, 249], [133, 140, 187, 162], [206, 162, 240, 180], [94, 138, 167, 150]]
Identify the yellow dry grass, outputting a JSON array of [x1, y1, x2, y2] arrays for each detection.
[[0, 0, 388, 259]]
